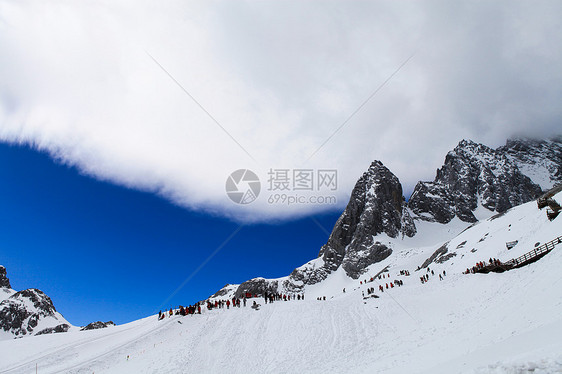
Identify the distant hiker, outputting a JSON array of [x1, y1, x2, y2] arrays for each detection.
[[169, 308, 173, 317], [323, 296, 326, 301], [226, 300, 230, 309], [386, 283, 388, 289], [243, 297, 247, 307], [443, 270, 446, 276], [158, 310, 162, 320], [431, 270, 434, 276], [439, 274, 443, 281], [343, 288, 346, 293]]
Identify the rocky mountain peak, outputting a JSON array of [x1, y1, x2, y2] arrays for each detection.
[[498, 136, 562, 190], [0, 288, 68, 337], [0, 267, 72, 339], [289, 160, 415, 284], [408, 139, 542, 223], [209, 136, 561, 301], [0, 266, 10, 289]]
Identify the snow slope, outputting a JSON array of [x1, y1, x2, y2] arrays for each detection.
[[0, 194, 560, 373]]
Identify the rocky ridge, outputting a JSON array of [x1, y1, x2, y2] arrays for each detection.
[[408, 139, 542, 223], [208, 137, 561, 300]]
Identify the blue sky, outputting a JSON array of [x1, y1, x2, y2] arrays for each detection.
[[1, 0, 560, 327], [0, 143, 341, 325]]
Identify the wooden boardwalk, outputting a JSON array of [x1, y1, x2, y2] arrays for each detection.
[[475, 235, 562, 274]]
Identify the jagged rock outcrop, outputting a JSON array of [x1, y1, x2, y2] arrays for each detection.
[[209, 284, 239, 300], [0, 288, 70, 338], [289, 161, 415, 283], [36, 324, 71, 335], [81, 321, 115, 331], [234, 278, 279, 299], [408, 140, 542, 223], [0, 266, 73, 339], [323, 161, 415, 279], [209, 136, 561, 298], [0, 266, 10, 289], [498, 137, 562, 190]]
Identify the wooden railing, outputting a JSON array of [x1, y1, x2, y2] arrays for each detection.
[[504, 235, 562, 268]]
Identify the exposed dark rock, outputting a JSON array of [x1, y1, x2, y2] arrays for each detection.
[[35, 324, 71, 336], [234, 278, 279, 299], [0, 266, 10, 289], [420, 242, 450, 269], [289, 161, 414, 283], [499, 137, 562, 189], [0, 288, 59, 337], [435, 253, 456, 264], [211, 285, 234, 298], [341, 242, 392, 278], [212, 136, 561, 299], [81, 321, 115, 331], [408, 140, 542, 223]]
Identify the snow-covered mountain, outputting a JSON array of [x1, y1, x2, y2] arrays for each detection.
[[210, 137, 561, 299], [0, 266, 72, 340], [408, 139, 542, 223], [0, 267, 119, 340], [499, 136, 562, 190], [0, 180, 560, 373], [0, 136, 560, 372]]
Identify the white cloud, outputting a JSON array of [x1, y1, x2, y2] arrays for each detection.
[[0, 0, 561, 222]]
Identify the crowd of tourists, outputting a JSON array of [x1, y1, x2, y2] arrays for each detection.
[[158, 292, 305, 320], [464, 258, 502, 274]]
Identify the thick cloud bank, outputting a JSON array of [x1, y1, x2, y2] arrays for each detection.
[[0, 1, 560, 222]]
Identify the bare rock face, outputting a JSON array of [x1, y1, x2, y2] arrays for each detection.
[[0, 288, 67, 337], [408, 140, 542, 223], [81, 321, 115, 331], [210, 136, 560, 299], [0, 267, 73, 339], [323, 161, 415, 279], [0, 266, 10, 289], [498, 137, 562, 190], [289, 161, 415, 283], [35, 324, 71, 335], [234, 278, 279, 298]]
